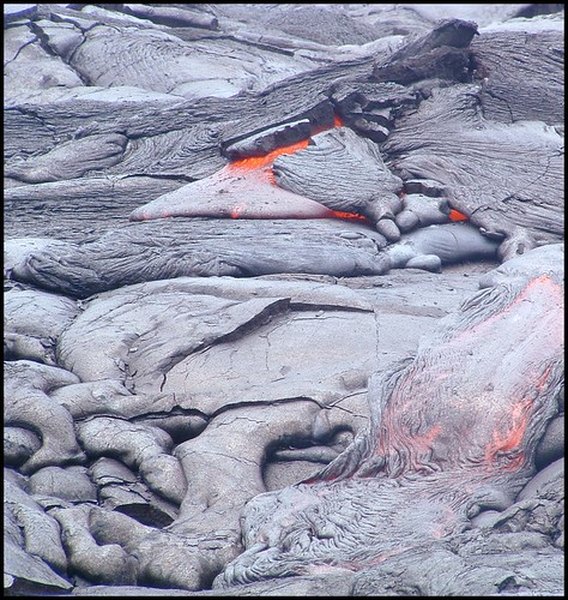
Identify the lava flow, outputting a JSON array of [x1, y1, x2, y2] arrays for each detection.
[[227, 115, 367, 222], [229, 139, 311, 173], [483, 397, 532, 472], [448, 208, 468, 222], [228, 115, 468, 224]]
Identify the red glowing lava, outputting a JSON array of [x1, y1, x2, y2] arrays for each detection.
[[483, 397, 532, 471], [226, 115, 366, 222], [228, 139, 311, 171], [229, 203, 247, 219], [333, 114, 345, 128], [329, 210, 368, 222], [408, 424, 442, 470], [448, 209, 468, 222]]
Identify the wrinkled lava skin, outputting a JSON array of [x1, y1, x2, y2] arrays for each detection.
[[217, 251, 564, 586]]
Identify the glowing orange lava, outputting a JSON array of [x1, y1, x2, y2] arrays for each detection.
[[411, 424, 442, 452], [455, 274, 563, 344], [226, 114, 367, 222], [448, 209, 468, 222], [228, 139, 311, 171], [329, 210, 368, 222], [520, 274, 559, 299], [483, 397, 532, 471], [229, 203, 247, 219]]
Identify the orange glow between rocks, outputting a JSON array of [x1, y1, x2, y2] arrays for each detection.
[[448, 209, 468, 222], [229, 202, 247, 219], [329, 210, 368, 222], [228, 138, 311, 171], [226, 114, 367, 222], [333, 114, 345, 128]]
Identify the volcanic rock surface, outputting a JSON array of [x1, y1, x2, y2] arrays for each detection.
[[3, 3, 564, 597]]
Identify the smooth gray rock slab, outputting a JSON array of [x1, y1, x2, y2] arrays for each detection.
[[4, 4, 38, 24], [128, 164, 338, 222], [28, 466, 98, 504], [384, 222, 499, 272], [4, 25, 84, 107], [8, 219, 391, 298]]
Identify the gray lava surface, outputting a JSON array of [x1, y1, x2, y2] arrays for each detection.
[[3, 3, 564, 597]]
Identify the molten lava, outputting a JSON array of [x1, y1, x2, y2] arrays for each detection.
[[229, 139, 311, 172], [483, 397, 532, 471], [227, 115, 465, 225], [448, 209, 468, 222], [227, 114, 366, 222], [333, 114, 345, 128], [328, 210, 368, 222], [229, 203, 247, 219]]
